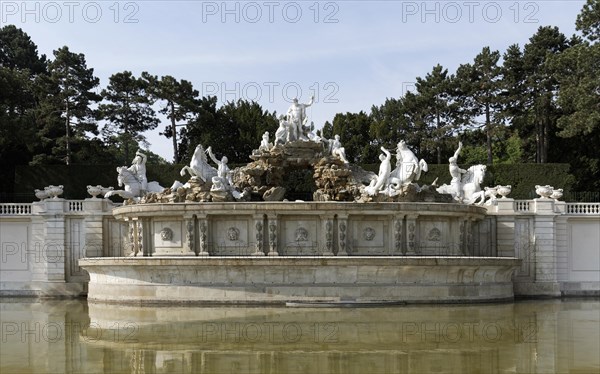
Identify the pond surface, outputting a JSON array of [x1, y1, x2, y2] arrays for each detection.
[[1, 298, 598, 373]]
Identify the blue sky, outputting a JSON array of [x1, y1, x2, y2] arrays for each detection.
[[1, 0, 586, 160]]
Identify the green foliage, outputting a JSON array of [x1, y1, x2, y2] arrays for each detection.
[[180, 98, 278, 164], [576, 0, 600, 42], [143, 73, 199, 163], [98, 71, 159, 163]]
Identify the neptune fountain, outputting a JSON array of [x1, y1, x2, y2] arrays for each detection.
[[80, 99, 520, 305]]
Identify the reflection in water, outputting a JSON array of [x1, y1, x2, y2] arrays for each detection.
[[0, 299, 598, 373]]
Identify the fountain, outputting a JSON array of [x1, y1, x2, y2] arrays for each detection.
[[79, 99, 520, 305]]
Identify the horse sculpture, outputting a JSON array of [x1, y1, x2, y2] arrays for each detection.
[[179, 144, 218, 182], [105, 167, 164, 200], [436, 164, 486, 204]]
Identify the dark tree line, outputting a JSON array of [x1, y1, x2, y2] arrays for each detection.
[[1, 0, 599, 193]]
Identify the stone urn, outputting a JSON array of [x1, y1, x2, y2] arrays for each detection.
[[535, 185, 554, 199], [497, 185, 511, 198], [551, 188, 563, 201], [44, 185, 64, 199], [87, 185, 103, 199], [34, 189, 49, 201]]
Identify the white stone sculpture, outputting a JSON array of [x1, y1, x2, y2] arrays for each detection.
[[180, 144, 218, 183], [437, 164, 487, 204], [286, 96, 314, 141], [365, 147, 392, 196], [449, 142, 467, 200], [274, 115, 290, 145], [207, 146, 232, 191], [329, 135, 349, 164], [258, 131, 273, 152], [128, 150, 148, 194], [105, 167, 164, 200], [87, 185, 103, 199], [551, 188, 563, 201], [479, 185, 501, 206], [535, 185, 554, 199], [44, 185, 64, 199], [34, 188, 49, 201], [389, 140, 428, 186], [497, 185, 511, 198]]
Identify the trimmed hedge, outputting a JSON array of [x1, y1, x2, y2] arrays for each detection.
[[11, 163, 574, 202]]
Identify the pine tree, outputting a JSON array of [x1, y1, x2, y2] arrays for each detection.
[[99, 71, 158, 163]]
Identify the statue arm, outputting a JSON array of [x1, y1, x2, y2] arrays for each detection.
[[206, 147, 220, 165], [306, 95, 314, 107], [453, 142, 463, 159], [381, 146, 391, 159]]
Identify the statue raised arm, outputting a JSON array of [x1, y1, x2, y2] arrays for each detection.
[[449, 141, 467, 200]]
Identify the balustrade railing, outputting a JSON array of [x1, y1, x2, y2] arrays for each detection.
[[566, 203, 600, 215], [514, 200, 531, 212], [0, 203, 32, 215], [67, 200, 85, 212]]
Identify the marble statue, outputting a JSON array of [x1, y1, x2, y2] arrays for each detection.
[[286, 96, 314, 141], [437, 163, 487, 204], [365, 147, 392, 196], [274, 115, 290, 145], [448, 142, 466, 200], [258, 131, 273, 152], [207, 146, 232, 191], [180, 144, 218, 182], [128, 150, 148, 193], [105, 166, 164, 200], [389, 140, 428, 186], [329, 135, 349, 164]]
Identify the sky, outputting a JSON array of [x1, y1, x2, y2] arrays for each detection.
[[1, 0, 586, 161]]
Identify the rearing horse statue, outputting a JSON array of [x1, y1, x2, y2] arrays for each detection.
[[105, 167, 164, 200], [437, 164, 487, 204], [179, 144, 218, 182]]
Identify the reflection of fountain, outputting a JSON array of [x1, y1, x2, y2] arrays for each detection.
[[73, 300, 600, 374], [85, 102, 521, 304]]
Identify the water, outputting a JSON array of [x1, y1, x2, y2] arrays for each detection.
[[1, 299, 598, 374]]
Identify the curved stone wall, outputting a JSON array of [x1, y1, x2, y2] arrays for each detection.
[[79, 257, 521, 304], [111, 202, 487, 257]]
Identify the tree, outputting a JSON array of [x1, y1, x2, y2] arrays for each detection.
[[455, 47, 504, 164], [143, 73, 199, 163], [98, 71, 159, 163], [502, 27, 568, 163], [576, 0, 600, 43], [410, 64, 461, 164], [0, 25, 46, 73], [36, 46, 100, 165], [178, 97, 278, 164]]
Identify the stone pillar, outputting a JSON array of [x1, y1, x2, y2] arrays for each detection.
[[83, 198, 104, 258], [531, 198, 561, 296], [337, 215, 349, 256], [322, 217, 335, 256], [494, 198, 518, 257], [252, 215, 266, 256], [197, 216, 209, 256], [267, 215, 279, 256], [39, 198, 67, 283]]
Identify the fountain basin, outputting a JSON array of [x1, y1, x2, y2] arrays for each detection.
[[79, 256, 521, 304]]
